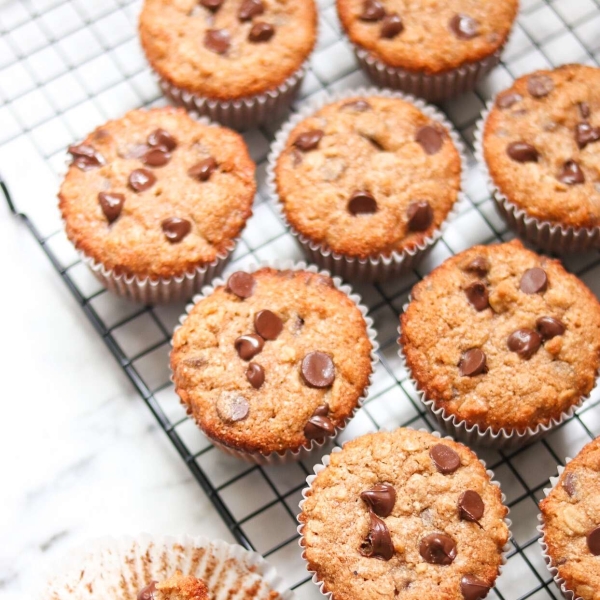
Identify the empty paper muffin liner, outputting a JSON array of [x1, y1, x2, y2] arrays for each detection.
[[170, 260, 379, 465], [474, 103, 600, 254], [266, 87, 467, 283], [297, 428, 512, 599], [41, 534, 292, 600]]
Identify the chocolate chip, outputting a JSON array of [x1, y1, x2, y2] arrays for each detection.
[[496, 92, 522, 109], [142, 146, 171, 167], [459, 349, 487, 377], [528, 74, 554, 98], [227, 272, 255, 299], [407, 201, 433, 232], [536, 316, 565, 341], [304, 405, 335, 439], [449, 14, 479, 39], [520, 267, 548, 294], [587, 527, 600, 555], [137, 582, 157, 600], [238, 0, 264, 20], [294, 130, 324, 152], [506, 141, 539, 163], [200, 0, 223, 9], [575, 122, 600, 149], [341, 99, 372, 112], [458, 490, 485, 522], [562, 472, 576, 497], [147, 129, 177, 151], [161, 217, 191, 243], [430, 444, 461, 474], [128, 168, 156, 192], [419, 533, 457, 565], [465, 282, 489, 311], [360, 483, 396, 518], [348, 191, 377, 215], [98, 192, 124, 223], [557, 160, 585, 185], [380, 13, 403, 38], [360, 0, 385, 21], [189, 157, 218, 181], [301, 351, 335, 388], [579, 102, 591, 120], [68, 144, 105, 170], [460, 575, 490, 600], [246, 362, 265, 389], [416, 125, 443, 155], [235, 334, 265, 360], [248, 21, 274, 42], [216, 391, 249, 423], [205, 29, 230, 54], [464, 256, 490, 276], [254, 309, 283, 340], [359, 511, 394, 561], [507, 329, 542, 360]]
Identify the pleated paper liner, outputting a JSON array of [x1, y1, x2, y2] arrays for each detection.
[[266, 87, 468, 283], [171, 260, 379, 465]]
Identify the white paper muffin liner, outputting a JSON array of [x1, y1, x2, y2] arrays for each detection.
[[40, 534, 293, 600], [474, 102, 600, 254], [170, 259, 380, 465], [266, 87, 468, 283], [297, 428, 512, 599]]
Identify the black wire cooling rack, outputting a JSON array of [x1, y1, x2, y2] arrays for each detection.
[[2, 0, 600, 598]]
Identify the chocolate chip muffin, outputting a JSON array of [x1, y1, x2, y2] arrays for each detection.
[[139, 0, 317, 128], [540, 437, 600, 600], [270, 92, 463, 281], [299, 428, 509, 600], [480, 64, 600, 252], [138, 571, 209, 600], [59, 107, 256, 303], [170, 266, 376, 462], [337, 0, 518, 102], [400, 240, 600, 448]]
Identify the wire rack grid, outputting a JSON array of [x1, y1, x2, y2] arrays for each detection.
[[1, 0, 600, 598]]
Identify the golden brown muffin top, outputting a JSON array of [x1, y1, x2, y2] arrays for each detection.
[[139, 0, 317, 100], [59, 107, 256, 280], [299, 429, 509, 600], [483, 64, 600, 229]]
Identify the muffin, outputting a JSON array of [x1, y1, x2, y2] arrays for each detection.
[[400, 240, 600, 448], [139, 0, 317, 129], [269, 90, 464, 282], [298, 428, 510, 600], [539, 436, 600, 600], [138, 571, 209, 600], [59, 107, 256, 303], [170, 265, 377, 463], [479, 64, 600, 253], [337, 0, 518, 102]]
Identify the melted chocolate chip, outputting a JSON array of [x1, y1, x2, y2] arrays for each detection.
[[380, 13, 403, 38], [148, 128, 177, 151], [304, 405, 335, 439], [496, 92, 522, 109], [459, 349, 487, 376], [238, 0, 264, 20], [507, 329, 542, 359], [68, 144, 105, 170], [137, 582, 157, 600], [98, 192, 124, 223], [128, 168, 156, 192], [587, 527, 600, 555], [562, 472, 577, 497], [458, 490, 485, 522], [580, 102, 591, 120], [235, 334, 265, 360], [528, 74, 554, 98], [407, 201, 433, 232], [246, 362, 265, 389], [348, 191, 377, 215], [248, 21, 274, 42], [162, 217, 191, 243], [254, 309, 283, 340], [359, 511, 394, 561], [557, 160, 585, 185], [536, 316, 565, 341], [506, 141, 539, 163], [449, 14, 479, 39], [419, 533, 457, 565], [341, 99, 372, 112], [200, 0, 223, 10], [294, 129, 324, 152], [464, 256, 490, 276], [430, 444, 461, 474], [227, 272, 255, 299], [301, 351, 335, 388], [189, 157, 218, 181], [142, 146, 171, 167], [360, 483, 396, 518], [460, 575, 490, 600], [205, 29, 230, 54], [520, 267, 548, 294], [216, 391, 249, 423], [416, 125, 443, 155], [465, 282, 489, 311], [360, 0, 385, 21], [575, 122, 600, 149]]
